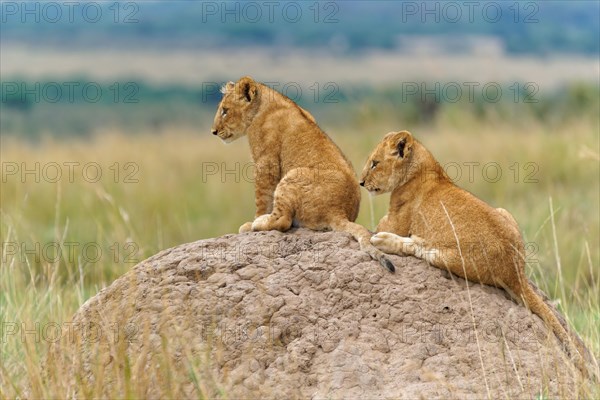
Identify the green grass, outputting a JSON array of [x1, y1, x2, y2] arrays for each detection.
[[1, 114, 598, 397]]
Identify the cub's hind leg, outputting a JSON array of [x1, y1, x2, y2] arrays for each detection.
[[251, 170, 300, 232]]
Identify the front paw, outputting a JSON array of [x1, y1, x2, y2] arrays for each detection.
[[409, 234, 425, 246], [370, 232, 402, 254], [251, 214, 271, 231], [238, 222, 253, 233]]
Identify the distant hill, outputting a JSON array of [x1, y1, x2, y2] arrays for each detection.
[[1, 1, 598, 55]]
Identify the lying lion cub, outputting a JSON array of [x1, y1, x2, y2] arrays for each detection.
[[360, 130, 586, 367], [211, 76, 394, 272]]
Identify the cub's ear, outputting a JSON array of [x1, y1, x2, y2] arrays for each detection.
[[226, 81, 235, 94], [393, 131, 414, 158], [220, 81, 235, 94], [237, 76, 257, 102]]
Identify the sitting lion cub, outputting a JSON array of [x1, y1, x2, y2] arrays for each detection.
[[211, 76, 394, 272], [360, 130, 585, 365]]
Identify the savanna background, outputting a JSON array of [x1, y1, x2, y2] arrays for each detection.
[[1, 1, 599, 397]]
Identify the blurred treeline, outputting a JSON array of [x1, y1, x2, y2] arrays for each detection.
[[2, 2, 598, 55], [1, 79, 598, 137]]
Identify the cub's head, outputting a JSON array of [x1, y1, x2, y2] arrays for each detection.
[[359, 130, 415, 195], [211, 76, 259, 143]]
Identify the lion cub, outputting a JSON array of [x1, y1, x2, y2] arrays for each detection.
[[211, 76, 394, 272], [360, 130, 587, 367]]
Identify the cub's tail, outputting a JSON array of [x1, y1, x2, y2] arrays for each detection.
[[330, 219, 395, 273], [521, 280, 599, 379]]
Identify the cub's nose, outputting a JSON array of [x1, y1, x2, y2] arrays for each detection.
[[211, 129, 218, 135], [359, 181, 365, 187]]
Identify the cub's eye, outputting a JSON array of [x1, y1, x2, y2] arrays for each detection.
[[370, 160, 379, 169], [221, 108, 228, 117]]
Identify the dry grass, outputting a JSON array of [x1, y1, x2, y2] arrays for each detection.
[[1, 116, 598, 397]]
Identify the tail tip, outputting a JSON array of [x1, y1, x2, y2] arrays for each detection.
[[381, 257, 395, 273]]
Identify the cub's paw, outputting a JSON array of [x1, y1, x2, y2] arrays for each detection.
[[372, 232, 419, 255], [251, 214, 272, 231], [371, 232, 402, 254], [409, 234, 425, 245], [238, 222, 253, 233]]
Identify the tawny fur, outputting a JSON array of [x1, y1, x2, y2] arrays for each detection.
[[211, 76, 394, 272], [360, 130, 593, 375]]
